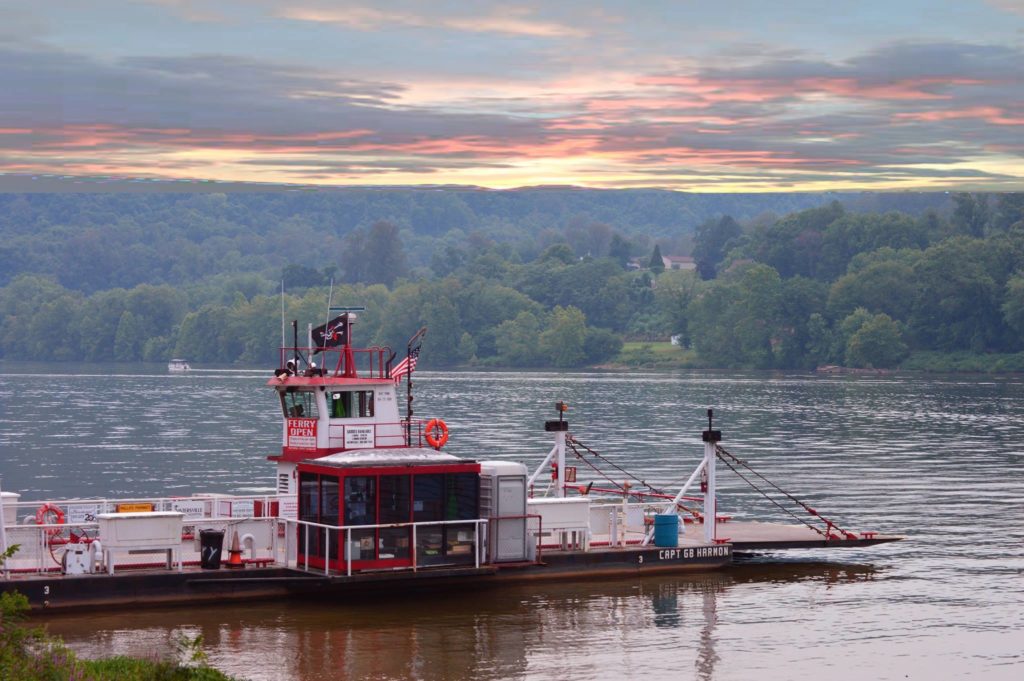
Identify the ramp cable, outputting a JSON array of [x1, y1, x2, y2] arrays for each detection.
[[715, 445, 857, 540]]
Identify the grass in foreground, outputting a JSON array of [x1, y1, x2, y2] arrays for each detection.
[[610, 341, 699, 369], [1, 567, 235, 681]]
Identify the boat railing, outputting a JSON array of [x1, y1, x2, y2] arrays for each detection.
[[1, 493, 289, 576], [580, 498, 730, 547], [278, 345, 394, 379], [281, 517, 491, 577], [325, 420, 425, 449]]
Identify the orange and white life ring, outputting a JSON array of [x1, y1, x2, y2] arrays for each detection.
[[35, 503, 65, 536], [424, 418, 449, 449]]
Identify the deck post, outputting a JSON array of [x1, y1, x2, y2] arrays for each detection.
[[555, 429, 566, 498], [702, 409, 722, 544], [543, 403, 570, 501]]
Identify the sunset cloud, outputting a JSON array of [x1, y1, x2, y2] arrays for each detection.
[[280, 4, 589, 38], [2, 1, 1023, 191]]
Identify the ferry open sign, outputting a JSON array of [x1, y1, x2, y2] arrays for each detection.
[[287, 418, 317, 449]]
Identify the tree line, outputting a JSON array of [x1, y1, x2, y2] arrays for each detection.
[[0, 190, 948, 293], [0, 192, 1020, 370], [679, 193, 1024, 369]]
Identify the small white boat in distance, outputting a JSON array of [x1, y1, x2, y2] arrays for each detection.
[[167, 359, 191, 372]]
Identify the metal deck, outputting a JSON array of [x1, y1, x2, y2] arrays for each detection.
[[683, 520, 902, 550]]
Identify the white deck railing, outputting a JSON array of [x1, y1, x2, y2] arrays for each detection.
[[281, 517, 491, 577]]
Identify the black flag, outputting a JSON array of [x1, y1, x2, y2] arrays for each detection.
[[312, 314, 349, 351]]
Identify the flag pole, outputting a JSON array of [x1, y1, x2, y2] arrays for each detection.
[[322, 278, 334, 355], [405, 327, 427, 446]]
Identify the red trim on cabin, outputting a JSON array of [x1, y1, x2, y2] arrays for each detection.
[[295, 462, 480, 573], [298, 461, 480, 477], [269, 440, 433, 463], [266, 376, 394, 387]]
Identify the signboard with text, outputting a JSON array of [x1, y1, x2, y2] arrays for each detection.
[[68, 503, 100, 524], [171, 500, 207, 519], [278, 496, 298, 520], [287, 418, 317, 449], [344, 425, 374, 449]]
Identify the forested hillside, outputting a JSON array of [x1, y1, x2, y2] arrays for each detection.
[[3, 190, 1021, 372], [0, 190, 948, 292]]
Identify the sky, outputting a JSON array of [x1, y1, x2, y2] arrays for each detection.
[[2, 0, 1023, 192]]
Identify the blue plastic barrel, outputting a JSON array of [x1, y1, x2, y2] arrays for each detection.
[[653, 513, 679, 547]]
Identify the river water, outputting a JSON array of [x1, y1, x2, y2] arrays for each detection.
[[1, 365, 1022, 680]]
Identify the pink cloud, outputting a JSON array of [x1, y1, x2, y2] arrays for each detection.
[[894, 106, 1024, 125], [280, 5, 587, 38]]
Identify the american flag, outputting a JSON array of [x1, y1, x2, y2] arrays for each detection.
[[392, 345, 420, 383]]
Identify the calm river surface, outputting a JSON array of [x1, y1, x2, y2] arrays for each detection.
[[1, 364, 1022, 680]]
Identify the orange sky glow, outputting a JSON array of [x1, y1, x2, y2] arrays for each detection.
[[2, 1, 1023, 191]]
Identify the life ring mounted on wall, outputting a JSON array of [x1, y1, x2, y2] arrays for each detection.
[[35, 503, 66, 537], [424, 418, 449, 449]]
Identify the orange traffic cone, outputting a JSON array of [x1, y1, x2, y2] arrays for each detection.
[[225, 530, 244, 569]]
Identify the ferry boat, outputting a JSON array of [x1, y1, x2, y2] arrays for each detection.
[[167, 358, 191, 372], [0, 313, 900, 612]]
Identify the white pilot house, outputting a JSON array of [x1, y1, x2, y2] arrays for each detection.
[[269, 315, 523, 573]]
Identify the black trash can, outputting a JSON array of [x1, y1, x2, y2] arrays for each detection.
[[199, 529, 225, 569]]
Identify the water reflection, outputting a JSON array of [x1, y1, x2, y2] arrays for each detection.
[[42, 561, 878, 681]]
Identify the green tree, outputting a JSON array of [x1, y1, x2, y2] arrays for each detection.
[[845, 313, 908, 368], [0, 275, 72, 358], [806, 313, 833, 366], [649, 245, 665, 274], [608, 233, 632, 268], [655, 269, 702, 343], [818, 212, 929, 280], [833, 308, 875, 361], [908, 237, 1004, 351], [363, 221, 410, 287], [732, 264, 784, 368], [583, 326, 623, 364], [25, 292, 84, 360], [457, 331, 477, 362], [692, 215, 742, 279], [992, 194, 1024, 233], [539, 306, 588, 367], [420, 296, 463, 365], [282, 264, 326, 289], [827, 252, 919, 322], [173, 305, 229, 362], [539, 243, 575, 265], [774, 276, 828, 368], [113, 310, 146, 361], [1001, 274, 1024, 338], [495, 311, 545, 366], [744, 201, 844, 279], [952, 193, 990, 237], [78, 289, 130, 361], [687, 282, 746, 367]]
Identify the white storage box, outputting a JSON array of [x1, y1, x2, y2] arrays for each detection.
[[527, 497, 591, 531], [96, 511, 184, 574], [97, 511, 184, 549]]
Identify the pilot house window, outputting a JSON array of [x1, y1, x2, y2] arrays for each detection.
[[281, 390, 318, 419], [329, 390, 375, 419]]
